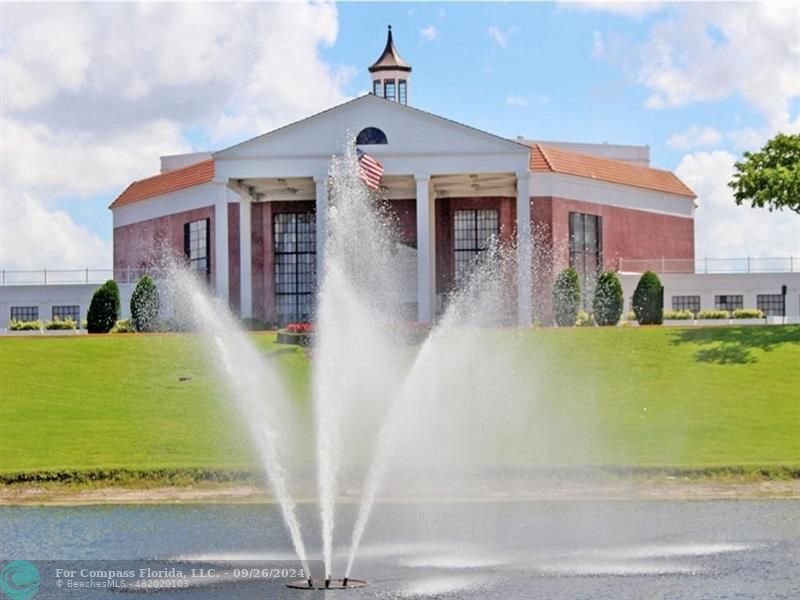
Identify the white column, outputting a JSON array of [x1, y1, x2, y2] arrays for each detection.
[[214, 183, 229, 303], [516, 171, 532, 327], [415, 174, 436, 322], [314, 175, 328, 282], [239, 196, 253, 319]]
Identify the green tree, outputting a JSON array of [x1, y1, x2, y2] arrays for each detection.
[[87, 280, 121, 333], [632, 271, 663, 325], [130, 275, 160, 332], [593, 271, 624, 326], [729, 133, 800, 215], [552, 267, 581, 327]]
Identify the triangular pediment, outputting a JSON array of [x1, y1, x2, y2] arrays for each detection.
[[214, 95, 529, 160]]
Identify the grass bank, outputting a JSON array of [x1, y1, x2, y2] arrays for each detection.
[[1, 326, 797, 485]]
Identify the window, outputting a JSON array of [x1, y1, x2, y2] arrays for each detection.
[[373, 80, 382, 96], [184, 218, 210, 276], [757, 294, 785, 317], [274, 212, 316, 324], [715, 295, 743, 311], [11, 306, 38, 322], [672, 295, 701, 315], [569, 212, 603, 308], [384, 79, 395, 100], [355, 127, 388, 145], [453, 209, 499, 285], [398, 80, 407, 104], [53, 305, 80, 321]]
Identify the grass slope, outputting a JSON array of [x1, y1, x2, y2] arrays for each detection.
[[0, 326, 797, 479]]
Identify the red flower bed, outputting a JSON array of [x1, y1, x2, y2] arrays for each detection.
[[286, 323, 313, 334]]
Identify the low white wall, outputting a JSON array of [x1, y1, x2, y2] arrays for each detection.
[[619, 272, 800, 323], [0, 283, 135, 330]]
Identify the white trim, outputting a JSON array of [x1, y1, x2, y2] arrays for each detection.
[[530, 172, 695, 219], [516, 171, 532, 326], [112, 182, 224, 228], [415, 174, 435, 322], [214, 185, 229, 302]]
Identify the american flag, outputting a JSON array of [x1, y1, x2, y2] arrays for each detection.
[[356, 149, 384, 191]]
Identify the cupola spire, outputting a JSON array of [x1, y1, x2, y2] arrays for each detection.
[[369, 26, 411, 105]]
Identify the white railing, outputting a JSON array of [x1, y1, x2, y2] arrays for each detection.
[[0, 268, 169, 286], [618, 257, 800, 275]]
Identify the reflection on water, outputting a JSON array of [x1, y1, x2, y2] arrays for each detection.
[[0, 500, 797, 599]]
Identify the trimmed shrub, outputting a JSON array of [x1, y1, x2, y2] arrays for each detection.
[[697, 309, 730, 320], [552, 267, 581, 327], [111, 319, 135, 333], [87, 280, 120, 333], [632, 271, 663, 325], [45, 317, 77, 330], [575, 309, 595, 327], [130, 275, 160, 332], [733, 308, 764, 319], [593, 271, 624, 325], [9, 320, 43, 331], [663, 309, 694, 320]]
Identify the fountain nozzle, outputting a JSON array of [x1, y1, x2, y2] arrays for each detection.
[[343, 577, 349, 587], [325, 577, 331, 589], [307, 578, 313, 588]]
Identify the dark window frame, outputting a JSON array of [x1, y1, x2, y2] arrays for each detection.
[[453, 208, 500, 285], [398, 79, 407, 104], [355, 127, 388, 145], [715, 295, 743, 311], [672, 295, 701, 315], [373, 79, 382, 96], [273, 211, 317, 325], [184, 218, 210, 277], [757, 294, 785, 317], [569, 212, 603, 309], [384, 78, 396, 100], [11, 306, 38, 322], [52, 305, 80, 321]]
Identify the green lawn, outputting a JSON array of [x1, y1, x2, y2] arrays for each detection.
[[0, 326, 798, 480]]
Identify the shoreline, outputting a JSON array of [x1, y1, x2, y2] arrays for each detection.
[[2, 478, 797, 506]]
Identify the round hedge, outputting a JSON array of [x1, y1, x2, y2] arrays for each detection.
[[632, 271, 663, 325], [87, 280, 121, 333], [593, 271, 624, 326], [552, 267, 581, 327], [130, 275, 160, 332]]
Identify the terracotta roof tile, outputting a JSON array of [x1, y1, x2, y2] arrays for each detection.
[[110, 160, 215, 209], [530, 144, 695, 198]]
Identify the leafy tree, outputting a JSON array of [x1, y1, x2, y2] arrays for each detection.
[[552, 267, 581, 327], [632, 271, 663, 325], [87, 280, 120, 333], [729, 133, 800, 215], [593, 271, 624, 326], [130, 275, 160, 332]]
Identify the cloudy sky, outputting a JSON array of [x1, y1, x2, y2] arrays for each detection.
[[1, 0, 798, 270]]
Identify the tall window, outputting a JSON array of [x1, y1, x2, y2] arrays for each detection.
[[398, 80, 407, 104], [453, 209, 499, 285], [757, 294, 785, 317], [53, 305, 80, 321], [11, 306, 38, 322], [715, 295, 743, 311], [184, 218, 210, 276], [569, 212, 602, 307], [672, 295, 701, 315], [274, 212, 316, 324], [384, 79, 396, 101], [373, 80, 382, 96]]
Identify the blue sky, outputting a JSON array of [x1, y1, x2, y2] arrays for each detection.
[[1, 1, 798, 270]]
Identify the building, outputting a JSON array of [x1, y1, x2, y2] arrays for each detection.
[[108, 27, 705, 326]]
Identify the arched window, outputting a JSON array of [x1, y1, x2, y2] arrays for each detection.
[[356, 127, 388, 145]]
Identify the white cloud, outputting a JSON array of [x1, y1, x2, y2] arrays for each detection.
[[420, 25, 439, 41], [488, 26, 509, 48], [676, 151, 800, 258], [634, 3, 799, 123], [0, 2, 350, 269], [666, 126, 722, 151], [506, 96, 529, 107], [506, 94, 548, 107], [0, 189, 112, 270], [592, 30, 605, 58], [567, 1, 664, 18]]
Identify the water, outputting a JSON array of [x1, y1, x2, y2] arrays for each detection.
[[1, 501, 797, 598]]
